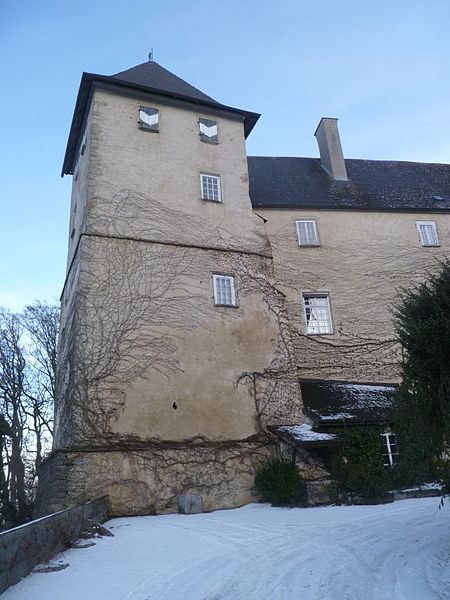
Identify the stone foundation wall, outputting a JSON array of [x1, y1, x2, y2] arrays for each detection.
[[38, 439, 337, 516], [35, 451, 69, 517], [57, 440, 275, 516], [0, 496, 109, 594]]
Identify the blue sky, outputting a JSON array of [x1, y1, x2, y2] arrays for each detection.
[[1, 0, 450, 310]]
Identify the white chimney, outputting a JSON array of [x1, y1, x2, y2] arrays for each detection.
[[314, 117, 348, 181]]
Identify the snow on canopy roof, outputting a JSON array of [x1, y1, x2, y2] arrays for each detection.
[[279, 424, 338, 442], [268, 423, 344, 448], [301, 380, 398, 426]]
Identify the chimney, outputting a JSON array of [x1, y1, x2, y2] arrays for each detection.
[[314, 117, 348, 181]]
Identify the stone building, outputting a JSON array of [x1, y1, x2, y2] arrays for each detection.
[[37, 60, 450, 516]]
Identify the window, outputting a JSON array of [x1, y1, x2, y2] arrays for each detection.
[[416, 220, 439, 246], [199, 118, 218, 143], [381, 432, 398, 467], [296, 220, 320, 246], [303, 294, 333, 334], [213, 274, 236, 306], [201, 173, 222, 202], [138, 106, 159, 132]]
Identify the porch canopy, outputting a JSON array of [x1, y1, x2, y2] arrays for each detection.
[[269, 380, 398, 448], [301, 379, 398, 428]]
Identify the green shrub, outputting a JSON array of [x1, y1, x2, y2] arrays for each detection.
[[255, 459, 306, 504], [391, 393, 442, 488], [326, 426, 393, 502]]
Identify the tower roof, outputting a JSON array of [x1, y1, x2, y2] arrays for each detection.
[[112, 61, 218, 104], [62, 61, 260, 176]]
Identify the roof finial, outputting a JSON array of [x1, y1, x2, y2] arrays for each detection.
[[148, 48, 154, 62]]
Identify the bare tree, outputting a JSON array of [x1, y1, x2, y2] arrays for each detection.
[[22, 302, 58, 467], [0, 302, 59, 529], [0, 309, 29, 525]]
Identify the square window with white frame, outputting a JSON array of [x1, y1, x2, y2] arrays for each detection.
[[199, 118, 218, 143], [296, 220, 320, 246], [303, 294, 333, 334], [213, 274, 236, 307], [416, 220, 439, 246], [381, 432, 398, 467], [138, 106, 159, 132], [201, 173, 222, 202]]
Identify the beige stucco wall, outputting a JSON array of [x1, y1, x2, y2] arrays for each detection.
[[260, 208, 450, 382], [83, 86, 270, 256], [77, 235, 299, 445], [55, 88, 301, 450]]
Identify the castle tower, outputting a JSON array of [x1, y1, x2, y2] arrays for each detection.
[[39, 61, 302, 515]]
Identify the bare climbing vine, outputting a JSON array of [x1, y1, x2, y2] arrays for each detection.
[[55, 191, 300, 450]]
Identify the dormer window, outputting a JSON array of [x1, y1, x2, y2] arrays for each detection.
[[138, 106, 159, 132], [416, 221, 439, 247], [199, 118, 218, 144]]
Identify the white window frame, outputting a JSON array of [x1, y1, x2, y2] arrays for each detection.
[[213, 274, 237, 307], [303, 293, 333, 335], [296, 220, 320, 246], [416, 220, 440, 247], [200, 173, 222, 202], [381, 432, 398, 467]]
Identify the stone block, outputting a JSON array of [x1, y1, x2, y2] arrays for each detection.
[[177, 494, 203, 514], [306, 479, 337, 506]]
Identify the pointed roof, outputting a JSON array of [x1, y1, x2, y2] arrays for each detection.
[[112, 61, 217, 104], [62, 61, 260, 176]]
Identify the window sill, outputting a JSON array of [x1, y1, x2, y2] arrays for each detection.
[[199, 137, 219, 145], [138, 123, 159, 133], [305, 331, 335, 336], [214, 303, 239, 309]]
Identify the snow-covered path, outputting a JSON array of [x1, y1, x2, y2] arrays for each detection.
[[4, 498, 450, 599]]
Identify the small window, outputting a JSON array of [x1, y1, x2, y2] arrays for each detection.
[[201, 173, 222, 202], [416, 220, 439, 246], [303, 294, 333, 334], [199, 118, 218, 143], [138, 106, 159, 132], [381, 432, 398, 467], [213, 274, 236, 307], [296, 220, 320, 246]]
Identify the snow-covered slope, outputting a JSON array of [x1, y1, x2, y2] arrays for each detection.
[[4, 498, 450, 599]]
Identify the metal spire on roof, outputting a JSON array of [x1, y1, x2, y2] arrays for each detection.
[[148, 48, 154, 62]]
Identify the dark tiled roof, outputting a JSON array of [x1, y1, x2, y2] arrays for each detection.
[[62, 62, 260, 175], [112, 61, 217, 104], [301, 380, 398, 426], [248, 156, 450, 212]]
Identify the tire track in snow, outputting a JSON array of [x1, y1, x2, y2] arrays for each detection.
[[3, 498, 450, 600]]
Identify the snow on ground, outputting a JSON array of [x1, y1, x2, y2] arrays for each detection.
[[4, 497, 450, 600]]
